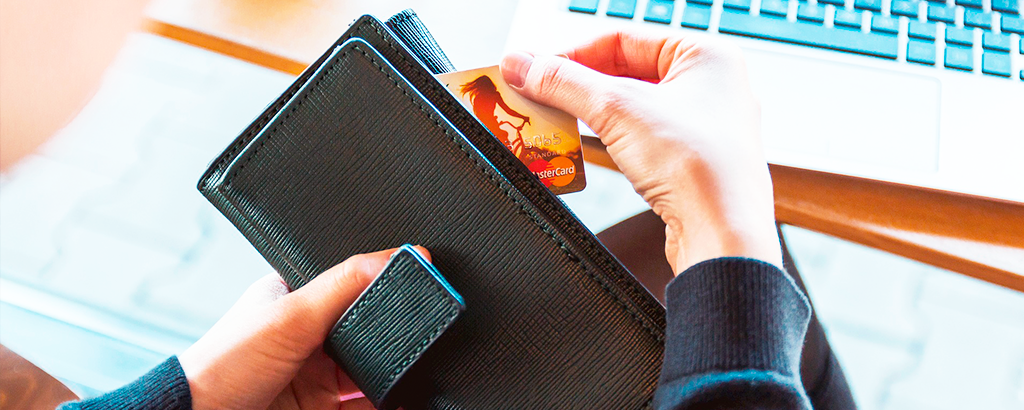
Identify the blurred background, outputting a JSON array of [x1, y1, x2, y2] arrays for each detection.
[[1, 1, 1022, 409]]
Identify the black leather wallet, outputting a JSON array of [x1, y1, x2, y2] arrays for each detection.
[[198, 12, 666, 409]]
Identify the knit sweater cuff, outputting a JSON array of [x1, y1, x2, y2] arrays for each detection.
[[660, 257, 811, 382], [58, 356, 192, 410]]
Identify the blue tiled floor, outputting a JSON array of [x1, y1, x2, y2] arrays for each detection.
[[1, 33, 1022, 409]]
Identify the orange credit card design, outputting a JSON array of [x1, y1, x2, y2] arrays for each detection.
[[437, 66, 586, 194]]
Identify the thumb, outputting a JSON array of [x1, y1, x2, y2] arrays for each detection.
[[278, 246, 431, 342], [500, 52, 631, 134]]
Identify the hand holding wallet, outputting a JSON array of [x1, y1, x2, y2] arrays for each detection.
[[197, 12, 666, 409]]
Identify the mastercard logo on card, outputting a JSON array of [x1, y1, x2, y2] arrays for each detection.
[[529, 156, 576, 188], [437, 65, 586, 195]]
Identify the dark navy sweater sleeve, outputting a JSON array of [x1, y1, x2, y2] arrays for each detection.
[[58, 356, 191, 410], [655, 257, 813, 410]]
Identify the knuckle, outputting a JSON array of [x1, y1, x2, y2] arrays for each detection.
[[251, 274, 290, 296], [586, 81, 639, 134], [595, 81, 638, 116], [334, 255, 370, 288], [303, 255, 369, 304], [528, 56, 577, 99], [533, 58, 567, 97], [592, 91, 624, 119], [676, 35, 745, 67], [716, 42, 746, 66]]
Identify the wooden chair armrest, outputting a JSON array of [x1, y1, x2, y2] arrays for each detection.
[[581, 136, 1024, 292], [0, 344, 79, 409]]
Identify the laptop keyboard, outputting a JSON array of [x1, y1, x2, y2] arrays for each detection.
[[569, 0, 1023, 79]]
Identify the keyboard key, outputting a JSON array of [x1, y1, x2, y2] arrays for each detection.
[[681, 4, 712, 29], [688, 0, 714, 5], [909, 21, 937, 40], [568, 0, 600, 14], [1003, 16, 1024, 34], [954, 0, 983, 9], [797, 3, 827, 23], [834, 9, 864, 29], [992, 0, 1020, 15], [907, 39, 937, 64], [871, 15, 900, 34], [606, 0, 638, 18], [645, 0, 675, 23], [963, 9, 992, 29], [718, 11, 899, 58], [927, 5, 956, 23], [854, 0, 882, 11], [761, 0, 789, 17], [981, 52, 1011, 77], [724, 0, 753, 11], [1021, 38, 1024, 53], [982, 32, 1012, 52], [818, 0, 846, 5], [891, 0, 920, 17], [944, 45, 973, 70], [945, 26, 974, 46]]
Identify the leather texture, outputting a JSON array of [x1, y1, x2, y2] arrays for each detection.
[[325, 245, 464, 410], [384, 9, 456, 75], [198, 15, 666, 409]]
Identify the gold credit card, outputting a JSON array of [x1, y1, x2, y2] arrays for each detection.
[[437, 66, 586, 195]]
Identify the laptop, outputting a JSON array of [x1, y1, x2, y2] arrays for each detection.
[[504, 0, 1024, 203]]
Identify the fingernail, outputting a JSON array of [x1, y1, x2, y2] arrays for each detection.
[[501, 51, 534, 89], [555, 53, 570, 60], [411, 245, 432, 263]]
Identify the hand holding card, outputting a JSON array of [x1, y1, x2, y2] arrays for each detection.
[[437, 66, 586, 194]]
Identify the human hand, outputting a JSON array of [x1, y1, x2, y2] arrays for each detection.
[[501, 32, 781, 273], [178, 247, 429, 410]]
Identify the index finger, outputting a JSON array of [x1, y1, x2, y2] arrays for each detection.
[[563, 31, 680, 81]]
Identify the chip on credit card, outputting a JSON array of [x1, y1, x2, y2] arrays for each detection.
[[437, 66, 586, 195]]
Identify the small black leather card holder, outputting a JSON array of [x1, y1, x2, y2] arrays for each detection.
[[326, 245, 464, 410]]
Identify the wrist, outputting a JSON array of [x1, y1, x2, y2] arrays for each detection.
[[178, 349, 220, 410], [653, 165, 783, 273], [671, 217, 782, 272]]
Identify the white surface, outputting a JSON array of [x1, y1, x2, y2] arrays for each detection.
[[506, 0, 1024, 202]]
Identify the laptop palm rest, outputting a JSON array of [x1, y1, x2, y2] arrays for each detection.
[[745, 49, 941, 173]]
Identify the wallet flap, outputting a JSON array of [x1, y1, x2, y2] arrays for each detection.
[[325, 245, 464, 410]]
